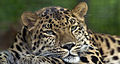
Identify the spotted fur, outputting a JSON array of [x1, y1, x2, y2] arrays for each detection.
[[0, 2, 119, 64], [90, 32, 120, 64]]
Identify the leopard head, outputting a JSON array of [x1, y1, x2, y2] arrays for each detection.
[[21, 2, 89, 63]]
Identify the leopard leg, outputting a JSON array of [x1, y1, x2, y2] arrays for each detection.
[[0, 50, 15, 64]]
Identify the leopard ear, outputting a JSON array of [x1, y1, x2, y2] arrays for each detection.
[[21, 12, 37, 30], [72, 2, 88, 21]]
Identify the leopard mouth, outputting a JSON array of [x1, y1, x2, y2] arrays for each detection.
[[40, 51, 80, 63], [63, 54, 80, 63]]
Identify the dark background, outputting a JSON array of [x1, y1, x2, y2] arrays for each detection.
[[0, 0, 120, 50]]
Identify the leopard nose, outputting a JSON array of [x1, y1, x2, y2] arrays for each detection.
[[62, 43, 75, 50]]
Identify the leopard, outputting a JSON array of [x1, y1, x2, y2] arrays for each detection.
[[0, 2, 103, 64], [0, 2, 119, 64]]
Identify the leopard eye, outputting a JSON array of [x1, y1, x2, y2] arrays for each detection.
[[71, 26, 77, 31], [70, 18, 76, 24], [46, 31, 56, 35]]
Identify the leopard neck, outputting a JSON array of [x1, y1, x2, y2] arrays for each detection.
[[8, 26, 32, 60]]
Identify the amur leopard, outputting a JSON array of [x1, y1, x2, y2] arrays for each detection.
[[0, 2, 120, 64]]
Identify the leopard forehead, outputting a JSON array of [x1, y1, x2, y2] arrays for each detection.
[[35, 7, 78, 29]]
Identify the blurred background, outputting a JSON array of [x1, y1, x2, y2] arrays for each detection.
[[0, 0, 120, 50]]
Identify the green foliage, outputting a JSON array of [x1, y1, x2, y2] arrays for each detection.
[[52, 0, 78, 9], [88, 0, 120, 35]]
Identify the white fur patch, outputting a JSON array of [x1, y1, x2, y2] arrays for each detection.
[[63, 56, 80, 63]]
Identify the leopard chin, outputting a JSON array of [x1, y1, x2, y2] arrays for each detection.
[[63, 55, 80, 63]]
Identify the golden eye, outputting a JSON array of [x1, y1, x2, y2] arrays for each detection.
[[71, 26, 77, 31]]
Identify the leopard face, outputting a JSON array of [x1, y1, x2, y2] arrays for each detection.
[[21, 2, 90, 63]]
